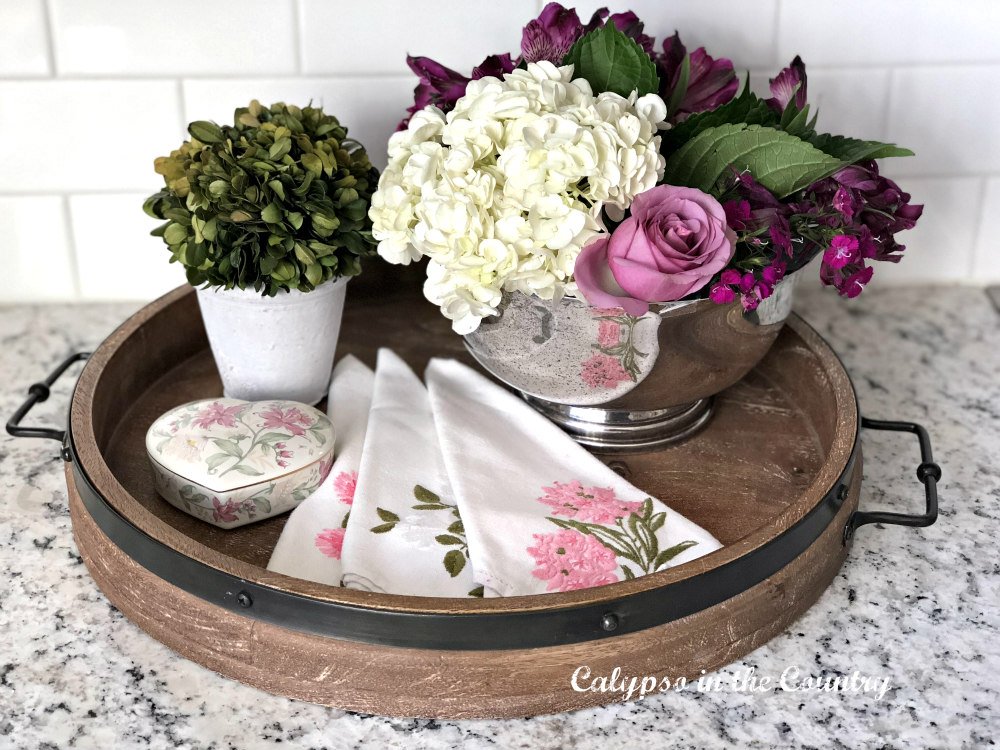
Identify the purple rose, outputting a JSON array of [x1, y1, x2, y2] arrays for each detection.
[[575, 186, 737, 316]]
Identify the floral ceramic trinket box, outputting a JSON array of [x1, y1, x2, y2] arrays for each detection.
[[146, 399, 335, 529]]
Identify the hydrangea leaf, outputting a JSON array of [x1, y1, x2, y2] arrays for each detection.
[[564, 24, 658, 98], [808, 133, 914, 164], [663, 123, 844, 198], [660, 84, 778, 155]]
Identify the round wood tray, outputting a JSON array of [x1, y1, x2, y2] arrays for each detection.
[[65, 266, 862, 719]]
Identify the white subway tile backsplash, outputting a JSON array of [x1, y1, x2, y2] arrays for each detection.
[[887, 66, 1000, 176], [779, 1, 1000, 66], [874, 177, 980, 284], [69, 194, 187, 300], [973, 178, 1000, 282], [807, 69, 890, 144], [0, 1, 995, 300], [569, 0, 780, 69], [48, 0, 297, 76], [182, 77, 416, 170], [0, 196, 76, 302], [299, 0, 537, 75], [0, 1, 50, 76], [0, 81, 182, 192]]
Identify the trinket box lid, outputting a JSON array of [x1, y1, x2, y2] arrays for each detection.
[[145, 398, 334, 492]]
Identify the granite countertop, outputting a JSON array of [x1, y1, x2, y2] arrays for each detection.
[[0, 285, 997, 749]]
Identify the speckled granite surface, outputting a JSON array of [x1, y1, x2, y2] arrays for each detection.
[[0, 285, 997, 749]]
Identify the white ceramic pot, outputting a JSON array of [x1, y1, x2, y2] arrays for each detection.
[[196, 277, 349, 405]]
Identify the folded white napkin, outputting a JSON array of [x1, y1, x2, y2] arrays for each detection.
[[426, 358, 723, 597], [266, 356, 374, 585], [340, 349, 480, 597]]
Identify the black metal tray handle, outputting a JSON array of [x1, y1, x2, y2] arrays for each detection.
[[845, 417, 941, 541], [6, 352, 90, 461]]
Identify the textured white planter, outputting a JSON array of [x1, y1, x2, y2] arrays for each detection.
[[196, 277, 349, 405]]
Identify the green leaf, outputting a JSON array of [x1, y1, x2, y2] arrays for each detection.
[[376, 508, 399, 523], [443, 550, 466, 577], [370, 522, 396, 534], [468, 585, 485, 598], [622, 565, 637, 580], [163, 222, 187, 246], [413, 485, 441, 504], [269, 137, 291, 160], [211, 438, 243, 457], [447, 520, 464, 535], [412, 503, 447, 511], [563, 24, 659, 98], [205, 453, 230, 471], [435, 534, 463, 546], [188, 120, 224, 144], [653, 541, 699, 570], [663, 123, 844, 198], [665, 53, 690, 119], [256, 432, 289, 444], [233, 465, 264, 476], [808, 133, 914, 164], [640, 498, 653, 521], [649, 512, 666, 533], [660, 84, 778, 154], [253, 497, 272, 514], [268, 179, 286, 201], [261, 203, 282, 224]]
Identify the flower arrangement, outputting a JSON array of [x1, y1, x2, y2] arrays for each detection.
[[371, 3, 922, 333], [144, 100, 379, 295]]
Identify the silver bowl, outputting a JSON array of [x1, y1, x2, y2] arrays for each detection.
[[464, 275, 798, 452]]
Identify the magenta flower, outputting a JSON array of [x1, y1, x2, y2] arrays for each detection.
[[596, 320, 620, 348], [580, 353, 631, 389], [766, 56, 808, 113], [192, 401, 245, 430], [260, 405, 313, 436], [212, 497, 239, 523], [333, 470, 358, 506], [659, 32, 738, 119], [823, 235, 860, 270], [527, 529, 619, 592], [521, 2, 584, 62], [315, 527, 346, 560], [575, 185, 736, 315], [538, 481, 643, 524]]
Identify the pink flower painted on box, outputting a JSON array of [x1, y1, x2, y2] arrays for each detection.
[[538, 480, 642, 524], [260, 405, 314, 436], [333, 471, 358, 505], [597, 320, 620, 348], [315, 527, 346, 560], [192, 401, 245, 430], [212, 497, 239, 523], [528, 529, 619, 592], [580, 352, 631, 389]]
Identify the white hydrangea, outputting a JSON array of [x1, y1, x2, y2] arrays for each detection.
[[369, 61, 667, 334]]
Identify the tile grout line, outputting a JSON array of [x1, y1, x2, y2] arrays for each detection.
[[967, 176, 989, 280], [39, 0, 58, 77], [59, 195, 82, 300], [292, 0, 307, 75]]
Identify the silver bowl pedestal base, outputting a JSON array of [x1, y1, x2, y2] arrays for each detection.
[[522, 395, 715, 454]]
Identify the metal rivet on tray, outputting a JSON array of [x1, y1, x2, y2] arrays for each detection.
[[601, 613, 619, 632], [236, 591, 253, 608], [607, 461, 631, 479]]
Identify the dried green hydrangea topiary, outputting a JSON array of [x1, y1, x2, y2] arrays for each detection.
[[143, 100, 379, 294]]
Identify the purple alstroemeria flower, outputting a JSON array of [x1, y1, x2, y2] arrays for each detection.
[[659, 32, 739, 119], [521, 2, 584, 62], [397, 53, 518, 130], [580, 8, 655, 52], [397, 55, 469, 130], [766, 56, 808, 113], [471, 52, 517, 80]]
